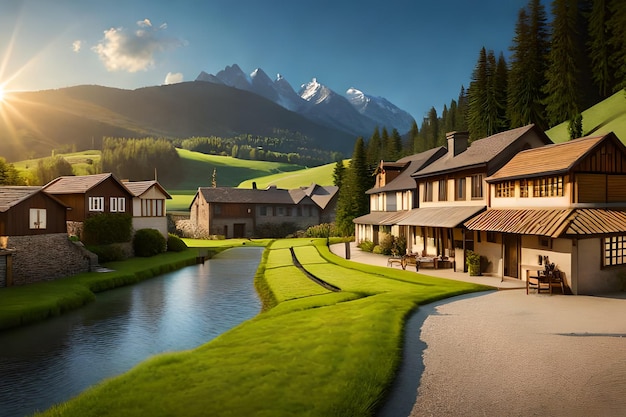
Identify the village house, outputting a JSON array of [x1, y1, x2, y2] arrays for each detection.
[[190, 183, 338, 238], [353, 147, 446, 245], [42, 173, 134, 236], [122, 180, 172, 238], [465, 132, 626, 294], [400, 124, 552, 271], [0, 186, 93, 287]]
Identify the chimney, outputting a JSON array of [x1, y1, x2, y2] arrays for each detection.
[[446, 131, 469, 157]]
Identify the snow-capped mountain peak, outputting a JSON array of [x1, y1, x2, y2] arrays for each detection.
[[195, 64, 415, 135]]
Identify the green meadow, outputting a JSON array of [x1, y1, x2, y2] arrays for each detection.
[[34, 239, 491, 417]]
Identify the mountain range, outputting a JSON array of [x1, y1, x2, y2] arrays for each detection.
[[0, 65, 414, 163], [196, 64, 415, 137]]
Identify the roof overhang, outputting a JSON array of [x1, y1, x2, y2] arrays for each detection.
[[464, 208, 626, 238], [397, 205, 486, 228], [353, 210, 412, 225]]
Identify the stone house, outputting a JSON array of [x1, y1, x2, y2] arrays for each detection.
[[0, 186, 92, 286], [189, 184, 339, 238]]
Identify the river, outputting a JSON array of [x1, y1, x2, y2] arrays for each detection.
[[0, 246, 263, 417]]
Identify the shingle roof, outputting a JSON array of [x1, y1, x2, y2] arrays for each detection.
[[0, 186, 43, 212], [412, 124, 549, 179], [367, 147, 446, 194], [196, 184, 338, 209], [123, 180, 172, 199], [487, 134, 609, 182], [43, 173, 115, 194]]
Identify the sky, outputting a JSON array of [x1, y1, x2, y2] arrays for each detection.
[[0, 0, 535, 122]]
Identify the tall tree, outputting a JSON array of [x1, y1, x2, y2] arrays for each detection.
[[456, 86, 469, 131], [386, 128, 402, 161], [332, 159, 345, 189], [425, 107, 440, 148], [366, 127, 382, 168], [407, 120, 421, 154], [467, 47, 490, 139], [380, 127, 390, 160], [335, 137, 371, 235], [588, 0, 615, 98], [495, 52, 509, 128], [544, 0, 582, 128], [507, 0, 550, 129], [607, 0, 626, 91]]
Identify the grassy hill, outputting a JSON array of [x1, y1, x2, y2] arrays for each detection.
[[546, 90, 626, 143], [237, 160, 347, 189]]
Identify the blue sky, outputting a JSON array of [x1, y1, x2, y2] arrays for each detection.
[[1, 0, 533, 122]]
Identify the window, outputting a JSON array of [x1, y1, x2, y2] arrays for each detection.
[[455, 178, 466, 201], [142, 199, 164, 216], [495, 181, 515, 198], [89, 196, 104, 212], [29, 208, 47, 229], [424, 181, 434, 202], [604, 236, 626, 266], [520, 179, 532, 198], [533, 176, 564, 197], [487, 231, 497, 243], [260, 206, 267, 216], [213, 204, 221, 215], [471, 174, 483, 199], [110, 197, 126, 212], [277, 207, 285, 216], [438, 179, 448, 201]]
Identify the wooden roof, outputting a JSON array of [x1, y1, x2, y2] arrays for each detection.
[[487, 135, 608, 182], [194, 184, 338, 209], [465, 208, 626, 238], [123, 180, 172, 199], [43, 173, 123, 194], [0, 186, 43, 212], [353, 210, 412, 225]]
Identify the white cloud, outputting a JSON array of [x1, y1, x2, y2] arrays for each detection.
[[164, 72, 183, 84], [72, 40, 82, 53], [92, 19, 183, 73]]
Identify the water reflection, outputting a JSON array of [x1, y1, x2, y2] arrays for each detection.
[[0, 246, 263, 417]]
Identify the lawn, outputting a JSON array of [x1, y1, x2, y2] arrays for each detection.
[[237, 159, 349, 189], [36, 238, 492, 417]]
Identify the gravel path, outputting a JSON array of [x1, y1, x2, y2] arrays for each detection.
[[409, 290, 626, 417]]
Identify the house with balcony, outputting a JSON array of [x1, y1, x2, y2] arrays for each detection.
[[353, 147, 446, 245], [465, 132, 626, 294], [403, 125, 552, 271]]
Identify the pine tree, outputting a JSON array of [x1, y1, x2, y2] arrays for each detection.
[[588, 0, 615, 98], [426, 107, 440, 148], [380, 127, 390, 160], [366, 127, 382, 168], [386, 128, 402, 161], [507, 0, 550, 129], [495, 52, 509, 129], [407, 120, 421, 154], [544, 0, 581, 127], [456, 86, 469, 131], [332, 159, 345, 189], [335, 137, 371, 236], [607, 0, 626, 91], [468, 47, 490, 139]]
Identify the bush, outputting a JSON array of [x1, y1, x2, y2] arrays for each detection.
[[304, 223, 339, 238], [167, 234, 187, 252], [87, 244, 126, 263], [358, 240, 375, 252], [378, 233, 394, 256], [83, 213, 132, 245], [133, 229, 166, 257], [372, 245, 383, 254], [255, 222, 298, 238]]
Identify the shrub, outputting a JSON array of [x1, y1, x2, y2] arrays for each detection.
[[255, 222, 298, 238], [167, 234, 187, 252], [303, 223, 339, 238], [358, 240, 375, 252], [133, 229, 166, 257], [378, 233, 394, 256], [87, 244, 126, 263], [372, 245, 383, 254], [83, 213, 132, 245]]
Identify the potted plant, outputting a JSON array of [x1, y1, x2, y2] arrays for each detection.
[[466, 250, 481, 276]]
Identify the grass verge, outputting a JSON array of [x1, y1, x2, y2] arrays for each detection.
[[35, 238, 492, 417]]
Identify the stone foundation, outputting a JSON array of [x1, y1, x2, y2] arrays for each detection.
[[1, 234, 95, 286]]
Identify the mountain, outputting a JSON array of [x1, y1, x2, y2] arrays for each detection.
[[346, 87, 415, 134], [196, 64, 416, 137], [0, 82, 355, 162]]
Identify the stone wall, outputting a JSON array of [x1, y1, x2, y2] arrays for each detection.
[[1, 234, 95, 286]]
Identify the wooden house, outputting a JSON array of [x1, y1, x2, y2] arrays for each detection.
[[190, 184, 338, 238], [404, 125, 552, 271], [353, 147, 446, 245], [0, 186, 91, 287], [465, 132, 626, 294], [42, 173, 134, 235], [123, 180, 172, 238]]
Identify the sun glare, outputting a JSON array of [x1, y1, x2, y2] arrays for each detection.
[[0, 86, 4, 103]]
